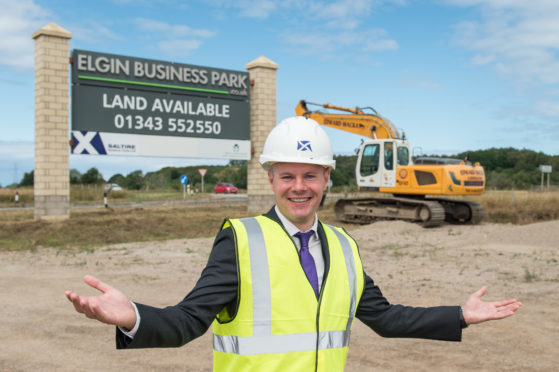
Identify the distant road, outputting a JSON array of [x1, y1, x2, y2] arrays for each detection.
[[0, 193, 248, 211], [0, 192, 347, 212]]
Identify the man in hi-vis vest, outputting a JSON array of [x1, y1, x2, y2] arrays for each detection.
[[66, 117, 521, 371]]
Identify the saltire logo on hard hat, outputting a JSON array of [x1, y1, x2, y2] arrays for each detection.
[[297, 140, 312, 152]]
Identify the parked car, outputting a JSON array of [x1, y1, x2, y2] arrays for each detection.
[[104, 183, 123, 191], [214, 182, 238, 194]]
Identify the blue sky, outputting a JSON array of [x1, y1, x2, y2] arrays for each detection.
[[1, 0, 558, 186]]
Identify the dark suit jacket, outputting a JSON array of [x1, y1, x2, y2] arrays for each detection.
[[117, 207, 462, 349]]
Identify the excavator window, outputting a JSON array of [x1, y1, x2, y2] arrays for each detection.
[[384, 142, 394, 170], [360, 144, 380, 176], [397, 146, 410, 166]]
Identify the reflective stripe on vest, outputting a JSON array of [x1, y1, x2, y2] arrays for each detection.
[[213, 217, 358, 355], [326, 224, 357, 345]]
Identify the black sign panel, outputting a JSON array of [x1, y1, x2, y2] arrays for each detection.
[[71, 49, 250, 151], [72, 85, 249, 140], [72, 49, 249, 100]]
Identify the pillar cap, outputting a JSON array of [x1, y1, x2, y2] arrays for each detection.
[[246, 56, 279, 70], [32, 22, 72, 40]]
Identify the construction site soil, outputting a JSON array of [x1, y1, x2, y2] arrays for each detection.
[[1, 219, 558, 371]]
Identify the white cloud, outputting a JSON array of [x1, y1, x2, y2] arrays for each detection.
[[134, 18, 216, 38], [204, 0, 401, 59], [0, 140, 34, 160], [450, 0, 559, 85], [70, 22, 123, 45], [284, 28, 398, 57], [309, 0, 375, 27], [134, 18, 215, 56], [158, 39, 203, 56], [0, 0, 50, 70], [361, 33, 399, 51], [534, 100, 559, 118], [205, 0, 281, 19], [278, 1, 401, 58], [237, 0, 278, 18]]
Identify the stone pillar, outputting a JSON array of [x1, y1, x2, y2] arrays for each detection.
[[32, 23, 72, 220], [245, 56, 279, 213]]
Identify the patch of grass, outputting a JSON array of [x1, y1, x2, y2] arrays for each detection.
[[0, 187, 33, 205], [0, 205, 253, 252], [447, 228, 462, 236], [523, 267, 539, 282], [479, 190, 559, 224], [420, 243, 442, 259], [379, 243, 410, 251]]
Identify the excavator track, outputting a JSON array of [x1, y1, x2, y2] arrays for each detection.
[[334, 196, 446, 227], [334, 196, 483, 227], [431, 198, 484, 225]]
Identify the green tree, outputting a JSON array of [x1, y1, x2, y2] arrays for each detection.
[[80, 167, 104, 184], [331, 155, 357, 187], [123, 170, 144, 190], [108, 173, 126, 186], [170, 168, 180, 180], [19, 170, 34, 187], [232, 164, 247, 189], [70, 169, 82, 184]]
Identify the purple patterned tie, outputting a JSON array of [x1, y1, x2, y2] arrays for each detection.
[[295, 231, 319, 298]]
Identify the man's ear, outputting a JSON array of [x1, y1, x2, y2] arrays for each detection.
[[323, 168, 331, 190], [267, 169, 274, 185]]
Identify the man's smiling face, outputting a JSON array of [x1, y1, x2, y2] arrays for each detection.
[[268, 162, 330, 231]]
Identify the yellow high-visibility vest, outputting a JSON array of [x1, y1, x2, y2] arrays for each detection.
[[212, 215, 364, 372]]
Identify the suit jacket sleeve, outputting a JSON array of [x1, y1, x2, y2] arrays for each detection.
[[116, 227, 238, 349], [355, 272, 462, 341]]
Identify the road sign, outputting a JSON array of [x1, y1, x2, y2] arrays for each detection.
[[180, 174, 188, 185], [198, 168, 207, 192], [539, 165, 552, 173]]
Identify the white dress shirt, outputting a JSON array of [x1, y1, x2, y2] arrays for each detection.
[[274, 206, 325, 290]]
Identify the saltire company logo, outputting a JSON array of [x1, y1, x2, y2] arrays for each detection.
[[233, 144, 239, 152], [297, 140, 312, 152], [72, 131, 107, 154]]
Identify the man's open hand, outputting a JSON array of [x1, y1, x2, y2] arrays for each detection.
[[65, 275, 136, 330], [462, 286, 522, 325]]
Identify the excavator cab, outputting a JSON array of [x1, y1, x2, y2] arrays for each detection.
[[356, 139, 411, 190]]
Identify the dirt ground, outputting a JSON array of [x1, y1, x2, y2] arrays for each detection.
[[1, 219, 558, 371]]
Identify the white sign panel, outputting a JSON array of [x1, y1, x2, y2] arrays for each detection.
[[539, 165, 552, 173], [71, 131, 250, 160]]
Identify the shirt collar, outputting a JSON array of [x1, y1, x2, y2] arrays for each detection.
[[274, 205, 318, 237]]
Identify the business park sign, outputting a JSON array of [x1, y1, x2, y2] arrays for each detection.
[[70, 49, 250, 159]]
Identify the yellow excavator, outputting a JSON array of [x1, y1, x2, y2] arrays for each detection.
[[296, 100, 485, 227]]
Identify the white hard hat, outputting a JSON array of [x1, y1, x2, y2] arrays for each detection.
[[259, 116, 336, 169]]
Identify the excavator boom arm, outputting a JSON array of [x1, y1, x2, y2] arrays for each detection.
[[295, 100, 402, 139]]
